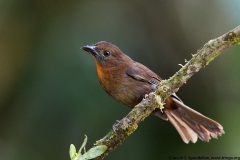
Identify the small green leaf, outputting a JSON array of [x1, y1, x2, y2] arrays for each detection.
[[79, 135, 88, 155], [69, 144, 77, 159], [82, 145, 107, 159]]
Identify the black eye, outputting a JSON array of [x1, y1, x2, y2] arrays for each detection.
[[103, 51, 110, 57]]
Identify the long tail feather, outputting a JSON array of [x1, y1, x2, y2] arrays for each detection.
[[153, 97, 224, 143]]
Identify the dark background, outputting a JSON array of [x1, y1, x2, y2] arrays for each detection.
[[0, 0, 240, 160]]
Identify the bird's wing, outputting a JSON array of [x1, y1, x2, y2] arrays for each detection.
[[126, 62, 161, 86], [126, 62, 182, 101]]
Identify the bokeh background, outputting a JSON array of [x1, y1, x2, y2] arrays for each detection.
[[0, 0, 240, 160]]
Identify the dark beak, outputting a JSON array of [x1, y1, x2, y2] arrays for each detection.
[[81, 45, 98, 56]]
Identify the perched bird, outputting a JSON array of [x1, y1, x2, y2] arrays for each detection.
[[82, 41, 224, 143]]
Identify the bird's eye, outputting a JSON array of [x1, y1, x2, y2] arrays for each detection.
[[103, 51, 110, 57]]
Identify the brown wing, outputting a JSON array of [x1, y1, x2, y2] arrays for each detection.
[[126, 62, 161, 86]]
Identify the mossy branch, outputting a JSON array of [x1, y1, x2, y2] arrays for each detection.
[[70, 25, 240, 160]]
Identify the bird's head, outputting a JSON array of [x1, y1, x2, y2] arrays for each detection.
[[82, 41, 132, 68]]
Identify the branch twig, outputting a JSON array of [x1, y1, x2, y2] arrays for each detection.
[[85, 26, 240, 160]]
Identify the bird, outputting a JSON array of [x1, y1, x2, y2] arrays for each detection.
[[81, 41, 224, 144]]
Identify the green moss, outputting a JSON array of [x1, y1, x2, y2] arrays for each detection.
[[205, 50, 221, 66], [233, 37, 240, 44]]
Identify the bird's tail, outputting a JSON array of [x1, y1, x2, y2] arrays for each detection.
[[153, 97, 224, 144]]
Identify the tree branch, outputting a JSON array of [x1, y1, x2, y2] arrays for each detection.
[[75, 25, 240, 160]]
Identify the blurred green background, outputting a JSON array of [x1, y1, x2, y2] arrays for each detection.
[[0, 0, 240, 160]]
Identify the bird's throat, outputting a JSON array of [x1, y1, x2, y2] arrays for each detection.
[[95, 59, 105, 80]]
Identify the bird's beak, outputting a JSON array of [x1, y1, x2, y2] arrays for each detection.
[[81, 45, 99, 56]]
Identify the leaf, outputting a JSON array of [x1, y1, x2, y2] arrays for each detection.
[[69, 144, 77, 159], [82, 145, 107, 159], [79, 135, 88, 154]]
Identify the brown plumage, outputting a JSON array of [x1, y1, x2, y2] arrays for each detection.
[[82, 41, 224, 143]]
